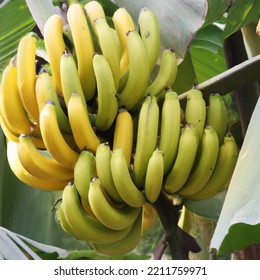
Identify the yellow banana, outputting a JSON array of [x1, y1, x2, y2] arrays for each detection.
[[113, 108, 133, 167], [67, 93, 100, 152], [95, 143, 123, 202], [177, 126, 219, 197], [40, 100, 79, 169], [144, 148, 164, 203], [158, 91, 181, 174], [133, 95, 159, 188], [185, 89, 206, 139], [0, 115, 19, 142], [206, 93, 228, 144], [111, 147, 146, 208], [43, 14, 65, 94], [189, 133, 238, 200], [16, 32, 39, 124], [92, 53, 118, 132], [138, 7, 160, 73], [164, 124, 200, 194], [142, 203, 158, 231], [17, 134, 74, 181], [88, 177, 141, 230], [67, 3, 96, 101], [91, 210, 142, 256]]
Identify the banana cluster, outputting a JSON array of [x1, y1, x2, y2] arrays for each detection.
[[0, 1, 239, 256]]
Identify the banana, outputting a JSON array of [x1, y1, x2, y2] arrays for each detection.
[[91, 210, 142, 256], [67, 93, 100, 152], [6, 140, 69, 190], [177, 126, 219, 197], [43, 15, 65, 94], [67, 3, 96, 101], [62, 182, 132, 244], [158, 91, 181, 174], [111, 147, 146, 208], [188, 133, 238, 200], [0, 115, 19, 142], [142, 202, 158, 231], [40, 100, 79, 169], [206, 93, 228, 144], [95, 143, 122, 202], [92, 53, 118, 131], [88, 177, 141, 230], [164, 124, 200, 194], [144, 148, 164, 203], [35, 71, 71, 133], [16, 32, 39, 124], [74, 150, 95, 203], [117, 30, 150, 110], [184, 89, 206, 139], [0, 59, 31, 135], [145, 49, 177, 96], [138, 7, 160, 73], [17, 134, 74, 181], [133, 95, 159, 188], [94, 17, 121, 90], [113, 108, 133, 167]]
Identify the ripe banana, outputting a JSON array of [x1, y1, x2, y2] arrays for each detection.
[[95, 143, 122, 202], [92, 53, 118, 131], [113, 108, 133, 167], [40, 100, 79, 169], [0, 115, 20, 142], [206, 93, 228, 144], [158, 91, 181, 174], [67, 93, 100, 152], [164, 124, 200, 194], [133, 95, 159, 188], [43, 15, 65, 94], [189, 133, 238, 200], [138, 7, 160, 73], [185, 89, 206, 139], [91, 210, 142, 256], [67, 3, 96, 101], [16, 32, 39, 124], [177, 126, 219, 197], [88, 177, 141, 230], [111, 147, 146, 208], [74, 150, 95, 203], [144, 148, 164, 203]]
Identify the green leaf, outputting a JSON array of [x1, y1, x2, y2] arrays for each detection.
[[203, 0, 229, 27]]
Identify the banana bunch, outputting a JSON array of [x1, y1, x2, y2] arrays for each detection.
[[0, 1, 239, 257]]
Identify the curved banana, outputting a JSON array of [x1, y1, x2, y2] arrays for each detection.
[[164, 124, 200, 194], [74, 150, 95, 203], [0, 59, 31, 135], [67, 3, 96, 101], [133, 95, 159, 188], [17, 134, 74, 181], [93, 53, 118, 131], [158, 91, 181, 174], [62, 183, 132, 244], [16, 32, 39, 124], [43, 15, 65, 94], [206, 93, 228, 144], [117, 30, 150, 110], [91, 210, 142, 256], [67, 93, 100, 152], [113, 108, 133, 167], [95, 143, 122, 202], [0, 115, 19, 142], [138, 7, 160, 73], [177, 126, 219, 197], [144, 148, 164, 203], [111, 147, 146, 208], [185, 89, 206, 139], [189, 133, 238, 200], [145, 49, 177, 96], [40, 100, 79, 169], [88, 177, 141, 230]]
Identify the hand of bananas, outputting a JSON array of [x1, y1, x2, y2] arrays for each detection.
[[0, 1, 239, 257]]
